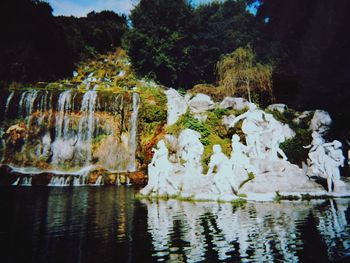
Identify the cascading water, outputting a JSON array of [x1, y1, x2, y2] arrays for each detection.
[[128, 93, 140, 172], [0, 89, 141, 182]]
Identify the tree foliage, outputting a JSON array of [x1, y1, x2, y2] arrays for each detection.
[[124, 0, 259, 89], [124, 0, 195, 88], [216, 46, 273, 102], [192, 0, 259, 84], [0, 0, 127, 85]]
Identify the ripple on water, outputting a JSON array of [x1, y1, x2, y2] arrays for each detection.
[[0, 187, 350, 263]]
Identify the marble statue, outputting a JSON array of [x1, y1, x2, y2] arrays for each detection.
[[263, 114, 288, 161], [230, 135, 254, 181], [229, 103, 266, 158], [207, 145, 238, 194], [140, 140, 178, 196], [306, 138, 345, 192], [178, 129, 204, 195], [323, 140, 345, 192]]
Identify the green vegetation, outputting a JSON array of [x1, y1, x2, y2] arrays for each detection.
[[124, 0, 259, 89], [239, 172, 255, 189], [266, 108, 313, 165], [0, 0, 127, 85], [216, 46, 274, 102]]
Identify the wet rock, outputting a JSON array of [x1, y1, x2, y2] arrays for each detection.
[[5, 123, 26, 147], [87, 167, 109, 184], [129, 171, 148, 185]]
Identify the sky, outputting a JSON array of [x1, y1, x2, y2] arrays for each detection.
[[47, 0, 215, 17]]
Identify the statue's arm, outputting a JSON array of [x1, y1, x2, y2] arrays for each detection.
[[229, 112, 247, 128]]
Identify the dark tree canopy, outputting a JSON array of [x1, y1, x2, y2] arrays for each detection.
[[0, 0, 127, 84], [124, 0, 258, 88], [255, 0, 350, 133], [124, 0, 196, 88], [192, 0, 259, 84]]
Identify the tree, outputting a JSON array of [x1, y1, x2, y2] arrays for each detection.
[[192, 0, 260, 84], [123, 0, 196, 88], [0, 0, 127, 85], [216, 46, 273, 102]]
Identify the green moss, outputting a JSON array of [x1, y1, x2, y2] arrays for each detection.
[[140, 101, 167, 123], [166, 112, 211, 145], [231, 198, 247, 207]]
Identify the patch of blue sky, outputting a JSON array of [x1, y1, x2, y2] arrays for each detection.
[[47, 0, 259, 17]]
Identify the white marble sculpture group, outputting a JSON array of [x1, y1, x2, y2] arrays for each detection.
[[140, 90, 348, 201], [305, 131, 345, 192]]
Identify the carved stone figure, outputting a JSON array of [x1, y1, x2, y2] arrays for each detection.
[[207, 145, 238, 194], [229, 103, 266, 158], [306, 138, 345, 192], [140, 140, 178, 196], [263, 114, 288, 161]]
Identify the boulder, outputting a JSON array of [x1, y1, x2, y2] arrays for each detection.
[[5, 123, 26, 147], [310, 110, 332, 134], [219, 97, 249, 110], [165, 89, 188, 125], [293, 110, 313, 124], [239, 159, 325, 194], [188, 93, 214, 113], [267, 104, 287, 113], [221, 115, 236, 129]]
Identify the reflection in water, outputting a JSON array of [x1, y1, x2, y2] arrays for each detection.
[[142, 199, 350, 263], [0, 187, 349, 263]]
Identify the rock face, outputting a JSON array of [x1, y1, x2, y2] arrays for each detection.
[[5, 124, 26, 147], [165, 88, 188, 125]]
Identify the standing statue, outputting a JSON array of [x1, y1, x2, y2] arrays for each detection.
[[229, 103, 266, 158], [178, 129, 204, 194], [263, 114, 288, 161], [323, 140, 345, 192], [306, 137, 345, 192], [140, 140, 178, 196], [207, 145, 238, 194]]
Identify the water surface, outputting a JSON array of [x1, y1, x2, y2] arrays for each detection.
[[0, 186, 349, 263]]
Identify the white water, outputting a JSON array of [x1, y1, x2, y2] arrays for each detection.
[[1, 90, 141, 184], [4, 91, 14, 117], [128, 93, 140, 172], [21, 177, 32, 186], [94, 175, 103, 186], [48, 176, 70, 187]]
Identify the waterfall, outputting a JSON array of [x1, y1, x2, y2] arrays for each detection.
[[4, 91, 14, 117], [21, 176, 32, 186], [0, 89, 141, 183], [94, 176, 103, 186], [128, 93, 140, 172], [77, 90, 97, 163], [12, 177, 20, 186]]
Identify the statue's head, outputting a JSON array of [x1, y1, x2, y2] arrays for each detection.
[[157, 140, 165, 149], [213, 144, 222, 153]]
